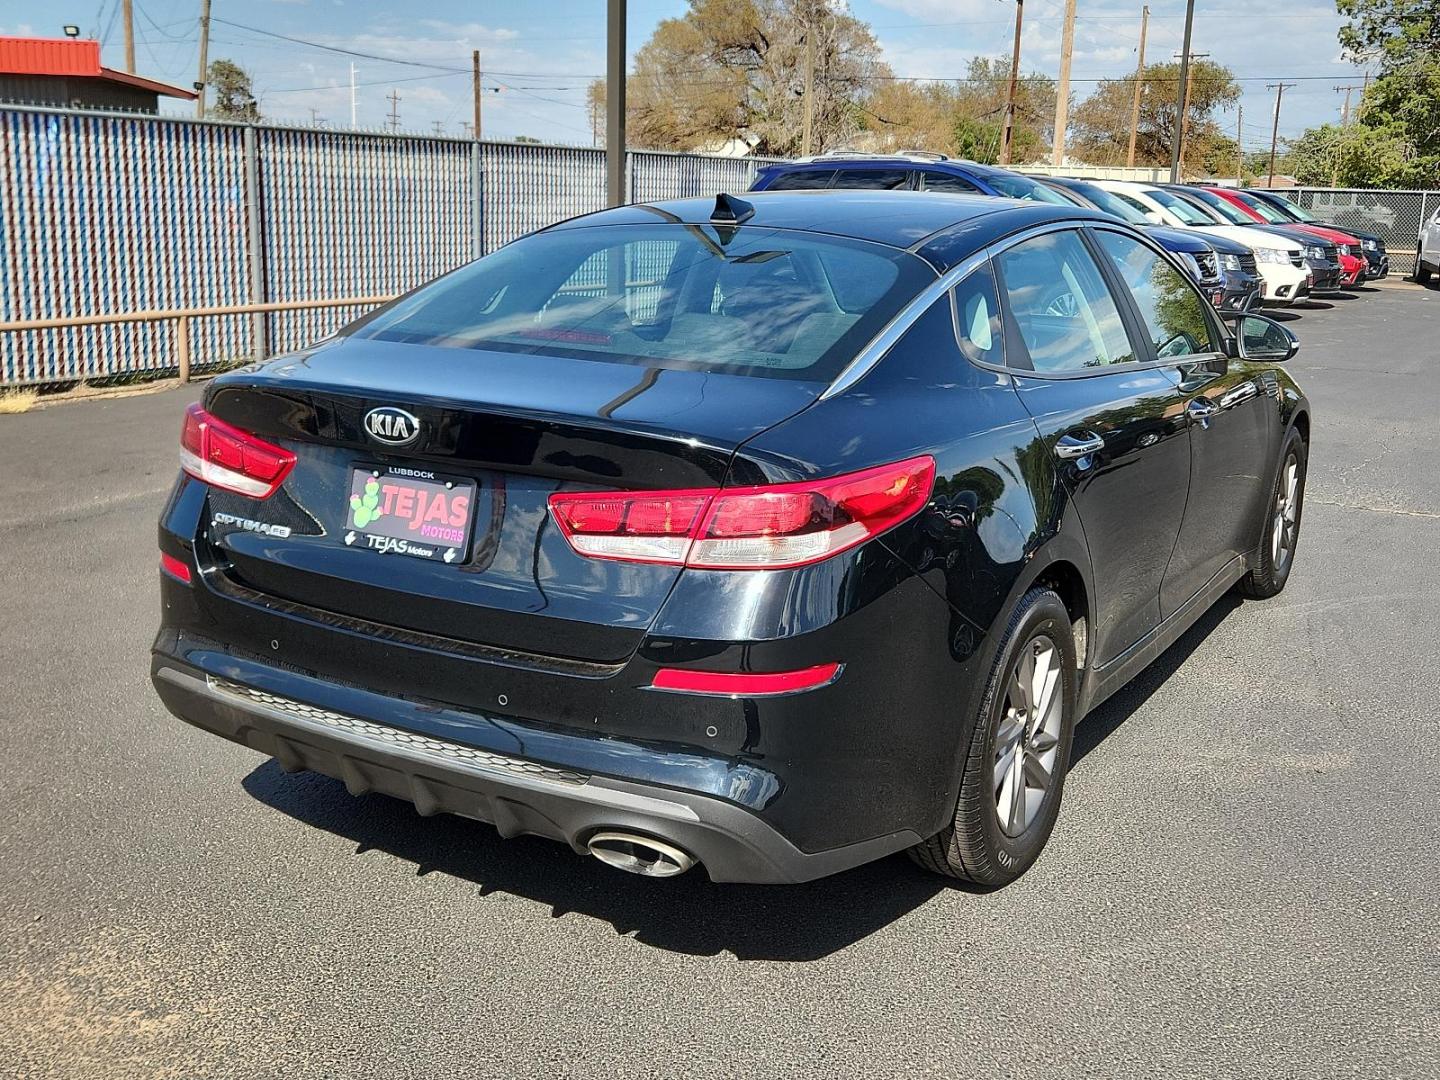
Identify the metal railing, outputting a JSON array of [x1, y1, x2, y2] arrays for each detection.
[[0, 295, 395, 383]]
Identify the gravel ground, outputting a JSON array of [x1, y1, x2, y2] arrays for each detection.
[[1, 279, 1437, 1079]]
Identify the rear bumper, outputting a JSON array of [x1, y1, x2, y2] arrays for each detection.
[[151, 653, 921, 884]]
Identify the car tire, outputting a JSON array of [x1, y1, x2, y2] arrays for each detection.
[[1237, 429, 1307, 600], [1418, 263, 1433, 285], [909, 587, 1078, 887]]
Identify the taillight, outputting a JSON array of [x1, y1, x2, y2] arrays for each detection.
[[180, 403, 295, 498], [548, 455, 935, 570]]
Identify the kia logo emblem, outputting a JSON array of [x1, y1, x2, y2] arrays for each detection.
[[363, 406, 421, 446]]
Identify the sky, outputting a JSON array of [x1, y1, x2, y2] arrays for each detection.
[[3, 0, 1367, 157]]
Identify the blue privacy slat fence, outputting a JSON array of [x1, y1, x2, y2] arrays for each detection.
[[0, 104, 782, 387]]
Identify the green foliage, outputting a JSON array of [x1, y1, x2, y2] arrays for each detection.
[[1069, 59, 1239, 171], [1285, 1, 1440, 187], [207, 59, 260, 122]]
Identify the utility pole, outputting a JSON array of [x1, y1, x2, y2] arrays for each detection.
[[472, 50, 483, 141], [1331, 84, 1362, 187], [195, 0, 212, 120], [1174, 51, 1208, 173], [801, 32, 815, 156], [1265, 82, 1294, 188], [605, 0, 626, 206], [432, 121, 445, 136], [1000, 0, 1025, 166], [1167, 0, 1195, 181], [310, 109, 325, 126], [121, 0, 135, 72], [1235, 105, 1243, 186], [350, 63, 357, 128], [386, 89, 401, 134], [1051, 0, 1077, 166], [1126, 5, 1149, 168]]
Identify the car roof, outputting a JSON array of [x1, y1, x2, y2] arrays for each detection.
[[542, 190, 1114, 272], [756, 155, 1034, 183]]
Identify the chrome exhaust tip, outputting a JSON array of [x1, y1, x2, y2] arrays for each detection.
[[586, 831, 696, 878]]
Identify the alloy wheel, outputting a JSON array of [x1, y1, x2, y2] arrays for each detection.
[[993, 634, 1064, 838], [1272, 452, 1300, 572]]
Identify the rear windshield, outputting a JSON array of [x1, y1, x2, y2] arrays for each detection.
[[346, 224, 935, 382]]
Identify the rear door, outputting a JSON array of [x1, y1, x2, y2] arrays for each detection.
[[1089, 225, 1275, 613], [992, 226, 1192, 666]]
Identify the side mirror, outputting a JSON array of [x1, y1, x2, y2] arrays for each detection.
[[1236, 314, 1298, 362]]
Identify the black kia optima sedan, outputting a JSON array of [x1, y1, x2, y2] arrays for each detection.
[[152, 190, 1310, 887]]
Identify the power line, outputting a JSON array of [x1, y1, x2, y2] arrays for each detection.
[[212, 17, 469, 72]]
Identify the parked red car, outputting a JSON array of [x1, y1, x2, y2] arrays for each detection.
[[1203, 187, 1368, 287]]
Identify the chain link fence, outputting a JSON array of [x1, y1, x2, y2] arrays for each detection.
[[0, 105, 783, 387], [1289, 188, 1435, 275]]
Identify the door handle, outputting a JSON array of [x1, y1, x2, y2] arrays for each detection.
[[1186, 398, 1219, 425], [1219, 381, 1259, 409], [1054, 432, 1106, 460]]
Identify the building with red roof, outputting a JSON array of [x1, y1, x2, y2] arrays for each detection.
[[0, 36, 196, 114]]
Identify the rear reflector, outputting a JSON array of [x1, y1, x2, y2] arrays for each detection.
[[650, 663, 840, 696], [180, 403, 295, 499], [549, 455, 935, 570], [160, 551, 192, 584]]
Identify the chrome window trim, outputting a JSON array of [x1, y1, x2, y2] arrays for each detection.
[[822, 217, 1238, 398], [821, 248, 991, 399]]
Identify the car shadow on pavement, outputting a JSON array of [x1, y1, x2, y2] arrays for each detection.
[[241, 760, 946, 961], [1071, 593, 1241, 768], [239, 594, 1243, 962]]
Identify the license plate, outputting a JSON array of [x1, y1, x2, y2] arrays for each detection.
[[343, 465, 476, 563]]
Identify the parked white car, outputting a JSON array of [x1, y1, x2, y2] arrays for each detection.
[[1094, 180, 1311, 305], [1418, 203, 1440, 285]]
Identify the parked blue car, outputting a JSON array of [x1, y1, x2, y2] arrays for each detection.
[[752, 152, 1076, 204], [751, 154, 1259, 317]]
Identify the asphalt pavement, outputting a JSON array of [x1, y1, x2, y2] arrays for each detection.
[[2, 280, 1437, 1079]]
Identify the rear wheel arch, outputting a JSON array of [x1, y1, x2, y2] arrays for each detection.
[[1031, 559, 1091, 674]]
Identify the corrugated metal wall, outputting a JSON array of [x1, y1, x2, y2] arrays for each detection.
[[0, 105, 782, 387]]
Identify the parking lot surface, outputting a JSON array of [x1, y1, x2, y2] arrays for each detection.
[[2, 280, 1437, 1079]]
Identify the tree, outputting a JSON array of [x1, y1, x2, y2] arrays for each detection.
[[850, 58, 1053, 162], [207, 59, 260, 122], [1282, 0, 1440, 187], [1069, 60, 1238, 173], [594, 0, 887, 155], [1336, 0, 1440, 65]]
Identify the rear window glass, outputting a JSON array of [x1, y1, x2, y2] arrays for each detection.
[[831, 169, 910, 190], [763, 169, 835, 190], [347, 225, 935, 382]]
